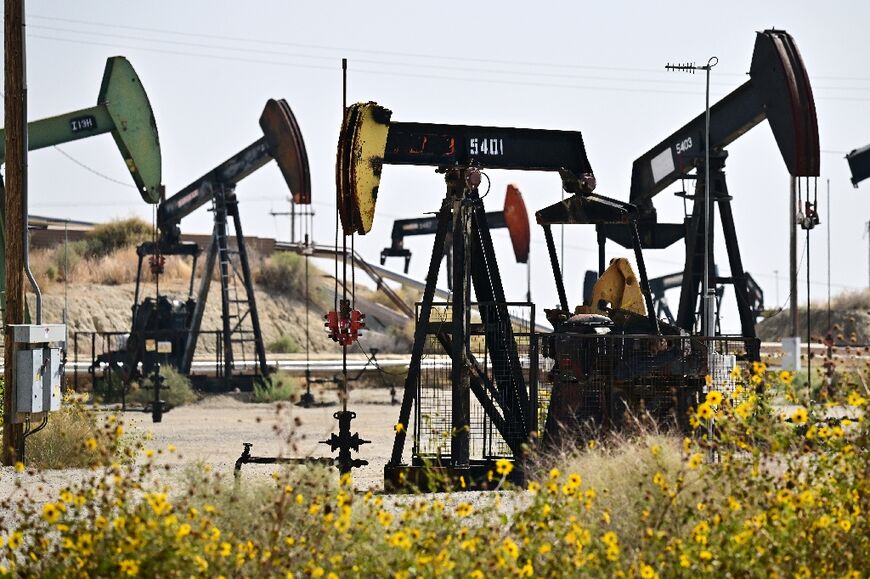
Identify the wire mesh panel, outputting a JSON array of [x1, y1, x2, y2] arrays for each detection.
[[540, 332, 760, 439], [413, 302, 535, 463]]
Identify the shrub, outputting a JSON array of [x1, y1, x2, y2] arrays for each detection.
[[256, 252, 306, 296], [267, 335, 300, 354], [83, 217, 152, 258], [126, 366, 199, 408], [250, 372, 300, 403], [26, 393, 137, 469]]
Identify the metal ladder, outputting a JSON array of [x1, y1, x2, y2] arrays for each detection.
[[212, 185, 268, 379]]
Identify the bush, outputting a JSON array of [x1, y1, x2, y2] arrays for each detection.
[[26, 393, 137, 469], [267, 335, 300, 354], [83, 217, 152, 258], [256, 252, 306, 296], [250, 372, 300, 403], [126, 366, 199, 408]]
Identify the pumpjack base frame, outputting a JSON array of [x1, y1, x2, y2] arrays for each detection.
[[384, 460, 525, 493]]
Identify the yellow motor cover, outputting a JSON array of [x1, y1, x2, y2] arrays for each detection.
[[582, 257, 647, 317]]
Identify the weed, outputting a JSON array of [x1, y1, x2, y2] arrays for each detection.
[[26, 393, 138, 469], [267, 335, 300, 354], [126, 366, 199, 408], [256, 252, 306, 296], [250, 372, 300, 403]]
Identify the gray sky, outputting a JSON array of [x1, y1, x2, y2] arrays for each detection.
[[5, 1, 870, 332]]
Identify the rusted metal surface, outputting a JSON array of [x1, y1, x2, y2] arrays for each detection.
[[503, 184, 530, 264], [260, 98, 311, 204]]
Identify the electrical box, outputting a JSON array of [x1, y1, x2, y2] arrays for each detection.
[[45, 347, 62, 412], [15, 349, 44, 413], [782, 337, 801, 372], [9, 323, 66, 420]]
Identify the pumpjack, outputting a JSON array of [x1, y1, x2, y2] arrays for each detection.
[[101, 99, 310, 391], [0, 56, 162, 314], [380, 184, 530, 291], [598, 29, 819, 338], [336, 101, 661, 487]]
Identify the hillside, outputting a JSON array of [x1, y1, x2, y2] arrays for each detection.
[[756, 289, 870, 345]]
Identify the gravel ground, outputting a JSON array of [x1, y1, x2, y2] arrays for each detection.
[[0, 385, 403, 514]]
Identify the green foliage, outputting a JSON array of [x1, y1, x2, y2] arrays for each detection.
[[83, 217, 152, 258], [250, 373, 299, 403], [267, 335, 300, 354], [126, 366, 199, 408], [256, 252, 306, 296]]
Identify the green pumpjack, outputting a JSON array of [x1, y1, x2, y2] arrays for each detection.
[[0, 56, 163, 316]]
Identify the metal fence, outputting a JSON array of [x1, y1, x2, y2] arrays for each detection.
[[410, 313, 759, 461], [541, 333, 759, 437], [72, 329, 225, 394], [413, 302, 536, 462]]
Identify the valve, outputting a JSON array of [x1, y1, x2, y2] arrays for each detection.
[[798, 201, 820, 230], [149, 254, 166, 275], [149, 364, 167, 423], [324, 299, 365, 346], [319, 410, 370, 474]]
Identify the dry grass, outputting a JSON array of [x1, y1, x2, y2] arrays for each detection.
[[31, 245, 193, 287], [26, 396, 138, 469], [533, 428, 699, 550]]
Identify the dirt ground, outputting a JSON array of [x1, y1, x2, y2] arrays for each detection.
[[0, 385, 404, 505], [135, 386, 402, 490]]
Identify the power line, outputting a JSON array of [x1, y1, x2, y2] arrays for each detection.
[[26, 14, 744, 77], [17, 34, 870, 102], [28, 14, 870, 86], [51, 146, 138, 188], [25, 23, 870, 96]]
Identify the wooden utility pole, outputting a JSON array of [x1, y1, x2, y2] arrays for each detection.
[[3, 0, 27, 465]]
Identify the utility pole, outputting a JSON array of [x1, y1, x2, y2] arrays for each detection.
[[4, 0, 27, 465]]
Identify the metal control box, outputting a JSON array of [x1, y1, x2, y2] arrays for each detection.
[[45, 348, 62, 411], [9, 323, 66, 419], [15, 349, 45, 413]]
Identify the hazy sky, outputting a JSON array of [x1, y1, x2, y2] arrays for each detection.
[[4, 1, 870, 333]]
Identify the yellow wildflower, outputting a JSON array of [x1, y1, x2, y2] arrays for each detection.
[[791, 407, 808, 424], [495, 458, 513, 476], [42, 502, 62, 524], [688, 453, 703, 470], [456, 502, 473, 517], [705, 390, 723, 406], [502, 537, 519, 560], [176, 523, 192, 540], [696, 403, 714, 420], [119, 559, 139, 576], [847, 391, 866, 407]]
